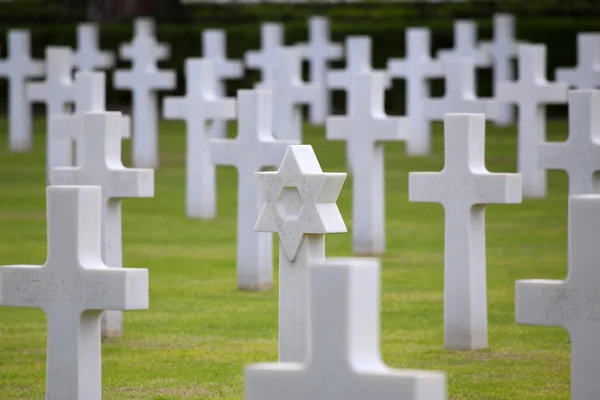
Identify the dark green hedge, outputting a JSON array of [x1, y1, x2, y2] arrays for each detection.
[[1, 1, 599, 116]]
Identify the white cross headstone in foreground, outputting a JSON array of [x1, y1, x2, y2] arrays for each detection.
[[50, 112, 154, 338], [480, 13, 520, 126], [387, 28, 443, 155], [0, 185, 149, 400], [73, 22, 115, 72], [211, 90, 297, 291], [114, 18, 175, 169], [51, 71, 130, 168], [202, 29, 243, 138], [298, 16, 342, 125], [516, 194, 600, 400], [556, 33, 600, 89], [423, 58, 498, 124], [245, 22, 283, 85], [0, 29, 44, 152], [327, 72, 407, 256], [538, 90, 600, 196], [437, 20, 491, 67], [163, 59, 236, 219], [255, 145, 346, 362], [260, 47, 319, 141], [245, 258, 447, 400], [409, 113, 522, 350], [496, 44, 567, 198], [26, 47, 75, 181]]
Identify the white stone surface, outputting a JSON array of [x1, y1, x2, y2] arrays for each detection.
[[423, 58, 498, 124], [73, 22, 114, 72], [51, 71, 130, 169], [255, 145, 346, 362], [556, 34, 600, 89], [245, 22, 283, 85], [327, 72, 407, 256], [0, 185, 149, 400], [387, 28, 443, 155], [163, 59, 236, 219], [437, 20, 491, 67], [259, 47, 319, 141], [496, 44, 567, 198], [27, 47, 75, 181], [211, 90, 296, 291], [409, 114, 522, 350], [0, 30, 44, 152], [245, 258, 447, 400], [50, 112, 153, 338], [480, 14, 520, 126], [538, 90, 600, 196], [516, 195, 600, 400], [298, 16, 342, 125], [202, 29, 243, 138], [114, 18, 175, 169]]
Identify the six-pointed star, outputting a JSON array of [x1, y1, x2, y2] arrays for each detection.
[[255, 145, 347, 260]]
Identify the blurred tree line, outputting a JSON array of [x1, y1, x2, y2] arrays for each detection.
[[53, 0, 184, 22]]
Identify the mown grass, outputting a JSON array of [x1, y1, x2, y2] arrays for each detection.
[[0, 117, 571, 399]]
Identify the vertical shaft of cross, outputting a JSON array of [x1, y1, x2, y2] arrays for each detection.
[[187, 116, 216, 218], [570, 332, 600, 399], [237, 169, 273, 290], [100, 199, 124, 336], [8, 77, 32, 151], [46, 309, 102, 400], [133, 89, 159, 168], [519, 104, 548, 198], [443, 204, 488, 350], [278, 235, 325, 362]]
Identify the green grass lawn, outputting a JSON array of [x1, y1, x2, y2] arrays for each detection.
[[0, 118, 572, 399]]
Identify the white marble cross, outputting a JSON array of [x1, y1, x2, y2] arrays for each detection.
[[538, 90, 600, 196], [202, 29, 243, 138], [211, 90, 296, 291], [496, 44, 567, 198], [423, 58, 498, 124], [327, 72, 407, 256], [409, 114, 522, 350], [437, 20, 491, 67], [0, 29, 44, 152], [114, 18, 175, 169], [480, 13, 520, 126], [260, 47, 319, 141], [245, 258, 447, 400], [387, 28, 443, 155], [50, 112, 154, 338], [556, 33, 600, 89], [245, 22, 284, 85], [255, 145, 346, 362], [0, 185, 149, 400], [516, 194, 600, 400], [163, 59, 236, 219], [298, 16, 342, 125], [26, 47, 75, 181], [50, 71, 130, 168], [73, 22, 115, 72]]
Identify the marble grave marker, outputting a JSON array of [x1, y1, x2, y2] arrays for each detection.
[[163, 59, 236, 219], [50, 112, 154, 338], [0, 29, 44, 152], [438, 20, 491, 67], [245, 258, 447, 400], [556, 34, 600, 89], [516, 195, 600, 400], [202, 29, 243, 138], [114, 18, 175, 168], [245, 22, 284, 85], [409, 114, 522, 350], [387, 28, 443, 155], [0, 185, 149, 400], [327, 72, 407, 256], [73, 22, 115, 72], [255, 145, 346, 362], [496, 44, 567, 198], [211, 90, 296, 291]]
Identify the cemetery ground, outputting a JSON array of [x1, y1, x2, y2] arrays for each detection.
[[0, 118, 572, 399]]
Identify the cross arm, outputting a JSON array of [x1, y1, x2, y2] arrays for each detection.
[[206, 99, 236, 120], [259, 141, 295, 168], [218, 60, 243, 80], [153, 70, 176, 90], [245, 363, 303, 400], [210, 139, 239, 167], [113, 71, 133, 90], [26, 82, 48, 102], [515, 279, 566, 328], [109, 169, 154, 198], [373, 116, 409, 142], [0, 265, 46, 309], [325, 116, 351, 141], [162, 96, 187, 120], [85, 266, 149, 311], [408, 172, 444, 204], [472, 172, 522, 204], [50, 114, 80, 140], [119, 43, 133, 60], [244, 51, 263, 69], [326, 70, 347, 89], [537, 142, 568, 170], [387, 59, 408, 77]]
